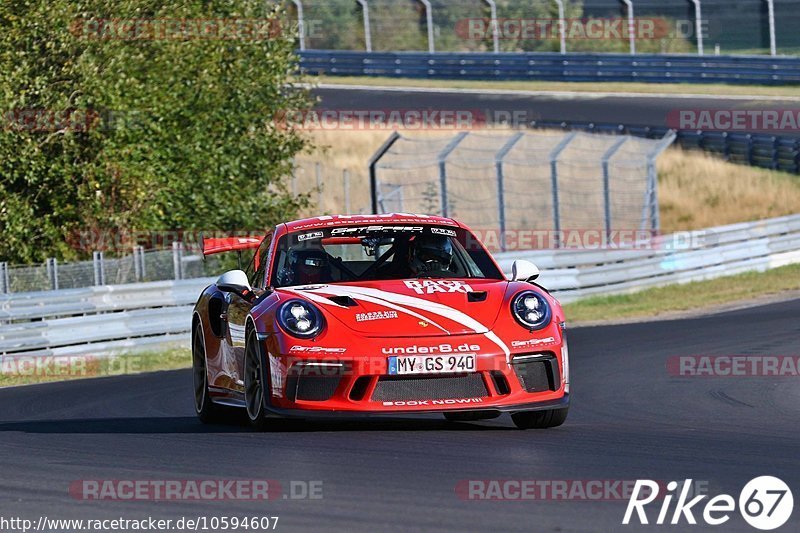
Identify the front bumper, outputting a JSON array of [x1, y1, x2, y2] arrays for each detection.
[[264, 394, 569, 419], [263, 340, 569, 414]]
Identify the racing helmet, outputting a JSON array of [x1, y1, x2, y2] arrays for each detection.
[[410, 234, 454, 273], [280, 249, 330, 286]]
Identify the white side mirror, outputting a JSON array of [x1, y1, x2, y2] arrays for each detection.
[[217, 270, 252, 296], [511, 260, 540, 282]]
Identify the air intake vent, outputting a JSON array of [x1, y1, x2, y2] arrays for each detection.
[[372, 374, 488, 402], [512, 354, 560, 393], [327, 295, 358, 307]]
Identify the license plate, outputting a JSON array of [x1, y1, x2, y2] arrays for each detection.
[[388, 354, 476, 375]]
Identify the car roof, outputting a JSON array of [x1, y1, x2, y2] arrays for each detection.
[[283, 213, 461, 232]]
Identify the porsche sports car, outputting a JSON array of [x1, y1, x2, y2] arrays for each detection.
[[193, 214, 569, 429]]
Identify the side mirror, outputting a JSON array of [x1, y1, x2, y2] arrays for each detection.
[[216, 270, 252, 299], [511, 260, 540, 282]]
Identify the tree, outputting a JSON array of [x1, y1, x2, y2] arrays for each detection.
[[0, 1, 313, 263]]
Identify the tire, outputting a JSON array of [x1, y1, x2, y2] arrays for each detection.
[[244, 328, 271, 430], [511, 408, 568, 430], [192, 323, 221, 424]]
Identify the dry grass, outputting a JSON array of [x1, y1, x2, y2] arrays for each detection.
[[295, 129, 800, 232], [658, 149, 800, 231]]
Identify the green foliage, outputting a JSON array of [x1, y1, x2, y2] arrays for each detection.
[[0, 1, 313, 263], [293, 0, 694, 54]]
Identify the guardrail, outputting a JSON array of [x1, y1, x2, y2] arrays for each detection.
[[531, 120, 800, 175], [299, 51, 800, 86], [2, 214, 799, 358], [495, 213, 800, 302]]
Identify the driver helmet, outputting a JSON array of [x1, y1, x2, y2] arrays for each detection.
[[282, 249, 330, 286], [410, 234, 454, 273]]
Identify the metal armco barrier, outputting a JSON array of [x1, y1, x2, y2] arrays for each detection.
[[531, 120, 800, 175], [299, 51, 800, 86], [2, 215, 799, 359]]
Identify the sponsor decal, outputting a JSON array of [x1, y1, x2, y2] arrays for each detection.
[[382, 398, 484, 407], [404, 280, 474, 295], [288, 346, 346, 354], [511, 337, 557, 348], [355, 310, 398, 322], [418, 321, 429, 328], [331, 225, 424, 235], [382, 343, 480, 356], [623, 477, 793, 530], [431, 227, 457, 237], [298, 231, 323, 242]]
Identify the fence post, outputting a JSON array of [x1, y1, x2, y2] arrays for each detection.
[[765, 0, 777, 56], [549, 132, 578, 249], [0, 262, 8, 294], [621, 0, 636, 55], [172, 242, 183, 281], [644, 131, 678, 232], [93, 251, 106, 286], [356, 0, 372, 52], [133, 246, 145, 281], [418, 0, 435, 53], [368, 132, 402, 214], [483, 0, 500, 53], [689, 0, 704, 55], [343, 169, 351, 214], [315, 162, 323, 210], [601, 137, 630, 240], [46, 257, 59, 291], [554, 0, 567, 54], [291, 162, 298, 197], [495, 132, 524, 252], [291, 0, 306, 51], [437, 132, 469, 218]]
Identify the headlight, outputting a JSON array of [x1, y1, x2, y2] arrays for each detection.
[[511, 291, 552, 331], [277, 299, 325, 338]]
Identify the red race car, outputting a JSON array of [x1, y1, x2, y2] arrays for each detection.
[[192, 214, 569, 429]]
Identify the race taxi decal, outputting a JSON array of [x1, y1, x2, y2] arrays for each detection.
[[403, 280, 474, 295], [355, 310, 399, 322], [431, 227, 457, 237]]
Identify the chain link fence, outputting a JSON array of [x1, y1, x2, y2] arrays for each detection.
[[0, 246, 229, 295], [372, 130, 675, 250], [287, 0, 800, 56]]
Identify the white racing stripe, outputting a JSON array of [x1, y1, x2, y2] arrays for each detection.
[[292, 284, 512, 363], [282, 287, 450, 334]]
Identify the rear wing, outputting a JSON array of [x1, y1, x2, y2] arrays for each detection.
[[201, 236, 262, 257]]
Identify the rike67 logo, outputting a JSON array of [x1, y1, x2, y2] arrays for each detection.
[[624, 477, 794, 530]]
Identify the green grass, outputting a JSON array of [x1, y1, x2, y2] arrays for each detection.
[[0, 348, 191, 388], [314, 75, 800, 98], [564, 263, 800, 323]]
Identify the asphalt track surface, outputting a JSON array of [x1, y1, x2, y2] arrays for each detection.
[[313, 85, 800, 129], [1, 298, 798, 532]]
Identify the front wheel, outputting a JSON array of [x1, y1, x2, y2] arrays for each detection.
[[511, 408, 568, 429], [244, 329, 271, 430], [193, 323, 221, 424]]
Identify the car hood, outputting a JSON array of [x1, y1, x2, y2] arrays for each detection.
[[277, 279, 510, 338]]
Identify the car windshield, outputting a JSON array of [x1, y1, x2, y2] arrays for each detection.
[[270, 225, 504, 288]]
